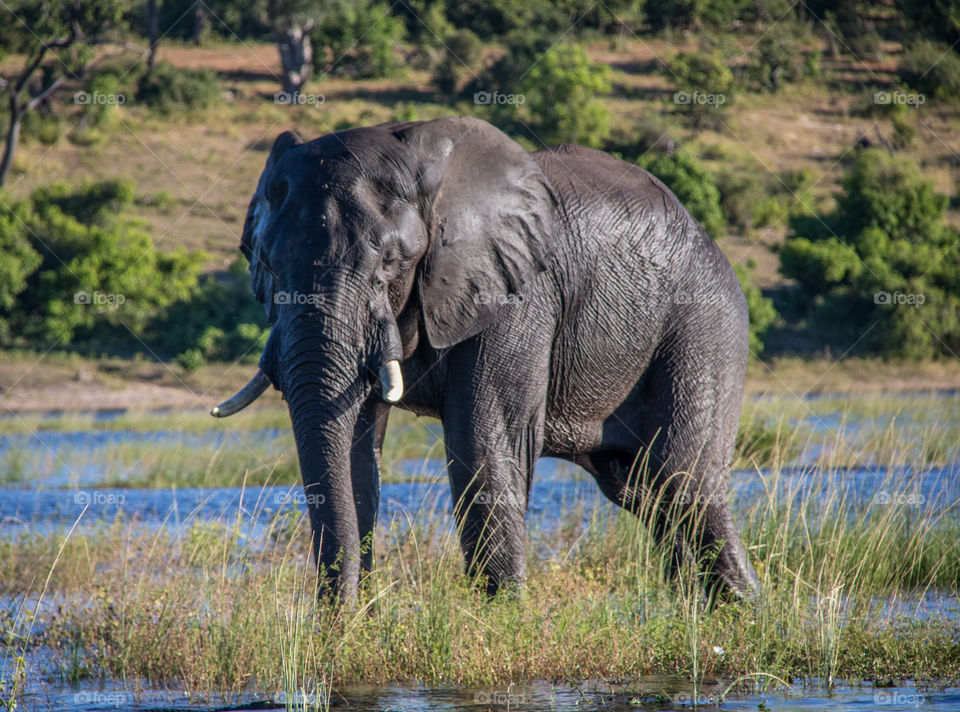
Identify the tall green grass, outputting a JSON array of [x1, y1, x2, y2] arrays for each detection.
[[1, 456, 957, 704]]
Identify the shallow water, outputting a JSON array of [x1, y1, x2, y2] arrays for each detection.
[[7, 676, 960, 711], [3, 400, 959, 711]]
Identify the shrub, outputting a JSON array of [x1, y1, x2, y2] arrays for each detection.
[[432, 28, 484, 95], [150, 261, 269, 365], [734, 263, 777, 356], [746, 24, 814, 92], [312, 0, 406, 79], [897, 0, 960, 48], [0, 180, 205, 349], [481, 39, 611, 148], [665, 49, 734, 129], [136, 61, 220, 113], [898, 40, 960, 102], [641, 149, 726, 239], [779, 149, 960, 358]]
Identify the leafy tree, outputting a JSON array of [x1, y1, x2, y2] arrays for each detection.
[[136, 60, 220, 113], [312, 0, 407, 79], [897, 0, 960, 48], [666, 49, 734, 129], [154, 260, 269, 369], [641, 149, 726, 239], [482, 39, 611, 148], [0, 0, 128, 185], [0, 180, 204, 348], [734, 263, 777, 356], [0, 200, 42, 343], [746, 24, 815, 92], [779, 149, 960, 358], [898, 41, 960, 102], [432, 28, 484, 95]]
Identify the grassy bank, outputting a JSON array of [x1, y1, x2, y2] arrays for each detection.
[[1, 457, 957, 708]]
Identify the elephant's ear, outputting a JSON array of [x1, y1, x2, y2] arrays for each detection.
[[241, 130, 302, 321], [392, 117, 555, 349]]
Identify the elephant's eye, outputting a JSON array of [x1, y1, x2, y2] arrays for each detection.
[[382, 247, 399, 268]]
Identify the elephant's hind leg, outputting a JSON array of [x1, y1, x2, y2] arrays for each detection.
[[588, 338, 760, 600]]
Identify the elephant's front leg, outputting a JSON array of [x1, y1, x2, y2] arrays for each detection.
[[441, 340, 549, 595], [350, 400, 390, 574]]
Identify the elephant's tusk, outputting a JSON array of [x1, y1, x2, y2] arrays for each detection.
[[379, 360, 404, 403], [211, 370, 271, 417]]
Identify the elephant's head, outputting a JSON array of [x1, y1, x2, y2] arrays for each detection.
[[212, 117, 555, 600]]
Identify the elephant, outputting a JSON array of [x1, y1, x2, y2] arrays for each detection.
[[212, 116, 760, 603]]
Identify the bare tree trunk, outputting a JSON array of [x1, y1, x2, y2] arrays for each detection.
[[0, 95, 23, 186], [276, 26, 313, 94], [193, 6, 207, 45], [145, 0, 160, 72]]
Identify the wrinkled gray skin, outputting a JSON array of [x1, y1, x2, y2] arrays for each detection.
[[218, 116, 760, 604]]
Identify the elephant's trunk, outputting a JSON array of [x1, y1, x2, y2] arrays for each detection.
[[281, 315, 368, 603]]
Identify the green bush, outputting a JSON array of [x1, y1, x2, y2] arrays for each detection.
[[897, 0, 960, 48], [641, 149, 725, 239], [482, 39, 611, 148], [151, 266, 269, 367], [779, 149, 960, 358], [312, 0, 406, 79], [898, 40, 960, 102], [432, 28, 484, 95], [136, 61, 220, 113], [0, 181, 205, 349], [733, 263, 777, 356], [666, 49, 734, 129], [745, 24, 815, 92]]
